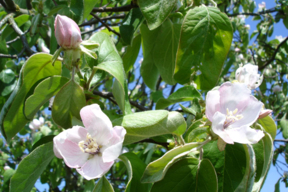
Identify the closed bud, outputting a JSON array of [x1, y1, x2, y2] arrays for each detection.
[[54, 15, 82, 49]]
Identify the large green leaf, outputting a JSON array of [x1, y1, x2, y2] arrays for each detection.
[[119, 153, 152, 192], [25, 76, 69, 119], [150, 157, 217, 192], [140, 20, 181, 87], [0, 53, 61, 142], [123, 34, 142, 73], [92, 176, 114, 192], [258, 115, 277, 140], [10, 142, 54, 192], [120, 8, 144, 45], [88, 32, 131, 115], [156, 85, 201, 109], [52, 80, 86, 128], [138, 0, 177, 30], [141, 142, 201, 183], [252, 134, 273, 192], [280, 114, 288, 139], [83, 0, 98, 19], [112, 110, 186, 144], [174, 5, 233, 90]]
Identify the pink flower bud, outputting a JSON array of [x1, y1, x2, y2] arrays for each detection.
[[54, 15, 82, 49], [258, 109, 272, 119]]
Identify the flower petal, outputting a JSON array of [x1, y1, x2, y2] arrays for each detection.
[[80, 104, 113, 145], [205, 89, 220, 121], [231, 95, 263, 128], [212, 112, 234, 144], [226, 126, 265, 144], [77, 155, 114, 180], [219, 82, 251, 114], [102, 126, 126, 163], [258, 109, 272, 119]]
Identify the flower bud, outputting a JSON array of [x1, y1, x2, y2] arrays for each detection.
[[54, 15, 82, 49]]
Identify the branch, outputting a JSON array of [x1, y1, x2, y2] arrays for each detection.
[[0, 53, 17, 59], [90, 13, 120, 37], [91, 4, 138, 13], [274, 139, 288, 143], [79, 14, 125, 27], [93, 90, 149, 111], [136, 138, 169, 149], [259, 37, 288, 70], [228, 8, 277, 17]]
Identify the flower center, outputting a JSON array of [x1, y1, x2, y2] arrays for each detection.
[[78, 134, 101, 155], [224, 108, 243, 128]]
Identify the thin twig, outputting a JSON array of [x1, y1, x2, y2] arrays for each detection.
[[79, 15, 125, 27], [91, 4, 138, 13], [90, 13, 121, 37], [259, 37, 288, 70], [227, 8, 277, 17], [0, 53, 17, 59], [274, 139, 288, 143]]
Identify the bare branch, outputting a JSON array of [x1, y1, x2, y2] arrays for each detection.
[[274, 139, 288, 143], [228, 8, 277, 17], [0, 53, 17, 59], [90, 13, 121, 37], [91, 4, 138, 13], [79, 14, 125, 27]]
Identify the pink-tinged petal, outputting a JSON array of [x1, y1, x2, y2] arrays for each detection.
[[53, 145, 62, 159], [65, 126, 87, 144], [211, 112, 234, 144], [77, 156, 113, 180], [258, 109, 272, 119], [219, 82, 251, 114], [54, 137, 89, 168], [205, 90, 220, 121], [102, 126, 126, 163], [39, 117, 45, 124], [80, 104, 113, 145], [231, 95, 263, 128], [226, 126, 265, 144], [54, 15, 82, 49]]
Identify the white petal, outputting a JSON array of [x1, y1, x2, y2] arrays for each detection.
[[102, 126, 126, 163], [76, 155, 114, 180], [226, 126, 265, 144], [80, 104, 113, 145], [39, 117, 45, 125], [211, 112, 234, 144], [205, 90, 220, 121]]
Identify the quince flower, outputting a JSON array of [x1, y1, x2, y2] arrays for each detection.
[[29, 117, 44, 130], [54, 15, 82, 49], [53, 104, 126, 180], [206, 82, 264, 144], [235, 63, 263, 89]]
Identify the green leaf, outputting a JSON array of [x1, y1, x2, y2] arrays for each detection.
[[258, 115, 277, 140], [156, 85, 201, 109], [141, 142, 201, 183], [274, 178, 281, 192], [3, 168, 15, 183], [0, 53, 62, 142], [174, 5, 233, 90], [252, 134, 273, 192], [123, 34, 142, 73], [0, 69, 15, 84], [83, 0, 98, 19], [113, 110, 185, 144], [184, 120, 208, 143], [10, 142, 54, 192], [31, 135, 55, 151], [140, 24, 160, 89], [150, 157, 217, 192], [70, 0, 84, 23], [179, 99, 201, 116], [138, 0, 177, 30], [120, 8, 144, 45], [223, 143, 256, 192], [52, 80, 86, 128], [280, 113, 288, 139], [119, 153, 152, 192], [92, 176, 114, 192], [25, 76, 69, 119], [88, 32, 131, 115]]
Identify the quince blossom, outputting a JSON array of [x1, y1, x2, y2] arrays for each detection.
[[53, 104, 126, 180], [235, 63, 263, 89], [29, 117, 44, 130], [206, 82, 264, 144], [54, 15, 82, 49]]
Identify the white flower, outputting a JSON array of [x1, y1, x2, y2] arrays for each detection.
[[272, 85, 282, 93], [4, 166, 11, 170], [258, 2, 266, 10], [238, 54, 244, 60], [29, 117, 45, 130], [235, 63, 263, 89], [245, 24, 250, 30], [235, 47, 241, 52], [53, 104, 126, 180], [276, 35, 284, 42]]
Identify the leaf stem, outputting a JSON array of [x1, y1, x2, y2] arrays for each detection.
[[72, 67, 75, 81], [210, 0, 217, 7], [87, 67, 97, 89]]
